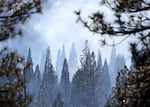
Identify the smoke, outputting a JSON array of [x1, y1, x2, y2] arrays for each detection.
[[0, 0, 131, 71]]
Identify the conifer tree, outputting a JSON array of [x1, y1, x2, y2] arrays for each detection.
[[31, 65, 41, 94], [56, 48, 61, 82], [70, 41, 97, 107], [94, 50, 103, 107], [109, 41, 117, 86], [0, 0, 42, 41], [59, 58, 70, 107], [52, 91, 64, 107], [68, 43, 78, 80], [0, 48, 31, 107], [101, 59, 111, 107], [114, 55, 125, 84], [24, 48, 33, 84], [23, 48, 33, 95], [97, 50, 102, 71], [0, 0, 42, 106], [76, 0, 150, 106], [37, 47, 58, 107], [59, 45, 66, 82], [34, 65, 41, 95], [30, 65, 41, 107], [70, 69, 82, 107], [40, 50, 46, 74]]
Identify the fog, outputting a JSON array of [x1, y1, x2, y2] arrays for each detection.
[[0, 0, 131, 70]]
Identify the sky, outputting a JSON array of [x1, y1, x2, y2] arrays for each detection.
[[0, 0, 132, 71]]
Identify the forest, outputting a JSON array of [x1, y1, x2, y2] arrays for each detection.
[[0, 0, 149, 107], [13, 40, 124, 107]]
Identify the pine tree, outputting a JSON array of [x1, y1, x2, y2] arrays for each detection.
[[105, 67, 129, 107], [70, 41, 97, 107], [31, 64, 41, 95], [59, 58, 70, 107], [40, 50, 46, 74], [56, 45, 67, 82], [59, 45, 66, 82], [94, 49, 103, 107], [23, 48, 34, 95], [0, 0, 42, 41], [37, 47, 58, 107], [68, 43, 78, 81], [70, 69, 82, 107], [56, 48, 61, 82], [52, 91, 64, 107], [103, 59, 111, 93], [24, 48, 33, 83], [76, 0, 150, 106], [114, 55, 125, 84], [97, 49, 102, 71], [30, 65, 41, 107], [34, 65, 41, 95], [101, 59, 111, 107], [106, 65, 150, 107], [0, 0, 42, 106], [0, 48, 31, 107], [109, 41, 117, 87]]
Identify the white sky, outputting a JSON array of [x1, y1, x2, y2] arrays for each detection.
[[0, 0, 132, 70]]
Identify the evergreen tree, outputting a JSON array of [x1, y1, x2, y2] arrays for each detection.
[[106, 65, 150, 107], [0, 0, 42, 106], [56, 45, 67, 82], [24, 48, 33, 83], [40, 50, 46, 74], [68, 43, 78, 81], [109, 41, 117, 86], [0, 48, 31, 107], [103, 60, 111, 93], [59, 58, 71, 107], [59, 45, 66, 82], [114, 55, 125, 84], [23, 48, 34, 95], [70, 41, 97, 107], [0, 0, 42, 41], [56, 48, 61, 82], [30, 65, 41, 107], [52, 91, 64, 107], [76, 1, 150, 106], [101, 59, 111, 107], [94, 49, 103, 107], [105, 67, 129, 107], [34, 65, 41, 95], [31, 65, 41, 95], [97, 49, 102, 71], [37, 47, 58, 107]]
